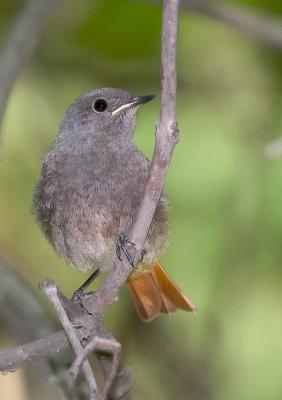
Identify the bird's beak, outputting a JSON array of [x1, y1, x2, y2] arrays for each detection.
[[112, 95, 155, 116]]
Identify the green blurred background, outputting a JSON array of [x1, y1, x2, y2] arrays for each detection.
[[0, 0, 282, 399]]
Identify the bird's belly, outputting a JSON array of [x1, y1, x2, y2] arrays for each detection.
[[37, 177, 169, 272], [48, 201, 120, 272]]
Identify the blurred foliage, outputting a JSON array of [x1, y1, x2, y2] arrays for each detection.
[[0, 0, 282, 399], [228, 0, 282, 14]]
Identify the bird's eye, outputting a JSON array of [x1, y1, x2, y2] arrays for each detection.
[[93, 99, 108, 112]]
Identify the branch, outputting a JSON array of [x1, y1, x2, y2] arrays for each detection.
[[184, 0, 282, 51], [0, 255, 55, 341], [0, 256, 133, 400], [128, 0, 179, 249], [69, 335, 121, 400], [0, 256, 77, 400], [0, 0, 60, 140], [0, 0, 180, 395], [41, 281, 98, 400]]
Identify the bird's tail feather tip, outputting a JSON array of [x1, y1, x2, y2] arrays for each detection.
[[127, 261, 197, 322]]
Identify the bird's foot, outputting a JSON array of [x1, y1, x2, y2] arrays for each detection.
[[140, 248, 147, 262], [116, 233, 136, 267], [71, 268, 101, 316], [71, 288, 95, 315]]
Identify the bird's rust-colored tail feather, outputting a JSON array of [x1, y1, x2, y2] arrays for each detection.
[[127, 261, 197, 322]]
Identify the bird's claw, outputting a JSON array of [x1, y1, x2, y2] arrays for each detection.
[[116, 233, 136, 267], [71, 288, 93, 315], [140, 248, 147, 261]]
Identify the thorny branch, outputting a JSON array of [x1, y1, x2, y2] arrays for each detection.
[[0, 0, 181, 397]]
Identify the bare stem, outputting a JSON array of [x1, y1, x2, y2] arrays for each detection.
[[128, 0, 180, 251]]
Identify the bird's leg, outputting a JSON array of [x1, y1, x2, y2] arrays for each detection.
[[72, 269, 101, 314], [116, 233, 136, 267]]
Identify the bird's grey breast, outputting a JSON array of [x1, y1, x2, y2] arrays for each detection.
[[34, 146, 149, 271]]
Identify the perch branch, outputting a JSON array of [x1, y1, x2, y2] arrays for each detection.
[[0, 0, 180, 397], [0, 0, 60, 140]]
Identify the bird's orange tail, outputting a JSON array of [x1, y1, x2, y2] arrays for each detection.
[[127, 261, 197, 322]]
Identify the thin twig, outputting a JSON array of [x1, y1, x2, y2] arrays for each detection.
[[0, 256, 132, 399], [0, 0, 60, 140], [0, 256, 71, 400], [41, 280, 98, 400], [70, 336, 121, 400], [185, 0, 282, 51], [41, 278, 124, 399], [0, 2, 181, 397]]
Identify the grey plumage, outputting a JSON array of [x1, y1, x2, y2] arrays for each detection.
[[33, 88, 169, 272]]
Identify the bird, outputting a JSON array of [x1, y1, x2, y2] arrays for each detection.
[[33, 88, 196, 321]]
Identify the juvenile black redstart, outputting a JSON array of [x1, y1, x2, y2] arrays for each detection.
[[33, 88, 196, 321]]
